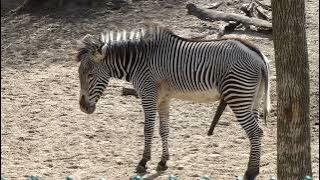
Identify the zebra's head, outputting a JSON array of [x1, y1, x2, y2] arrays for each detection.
[[76, 34, 110, 114]]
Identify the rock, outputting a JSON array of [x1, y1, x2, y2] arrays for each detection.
[[115, 158, 123, 165], [177, 166, 184, 170], [218, 121, 230, 126], [190, 173, 200, 177]]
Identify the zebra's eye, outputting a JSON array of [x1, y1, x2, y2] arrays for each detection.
[[88, 73, 94, 79]]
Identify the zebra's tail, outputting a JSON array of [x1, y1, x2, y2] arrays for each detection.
[[261, 54, 271, 126]]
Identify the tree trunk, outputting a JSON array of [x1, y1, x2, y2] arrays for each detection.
[[272, 0, 312, 179]]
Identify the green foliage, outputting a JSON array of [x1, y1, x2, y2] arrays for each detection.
[[200, 175, 211, 180], [65, 176, 73, 180], [168, 175, 178, 180], [132, 176, 143, 180], [28, 176, 40, 180]]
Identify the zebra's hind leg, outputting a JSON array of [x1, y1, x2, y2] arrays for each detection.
[[228, 103, 263, 180], [252, 109, 259, 121], [156, 99, 170, 171]]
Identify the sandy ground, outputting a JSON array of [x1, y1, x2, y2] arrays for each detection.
[[1, 0, 319, 179]]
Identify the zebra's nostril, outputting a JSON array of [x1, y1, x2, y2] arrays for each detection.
[[80, 95, 86, 106]]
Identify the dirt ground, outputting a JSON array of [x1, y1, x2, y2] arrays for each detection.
[[1, 0, 319, 179]]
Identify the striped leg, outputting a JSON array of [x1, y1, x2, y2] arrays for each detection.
[[223, 79, 263, 179], [252, 109, 259, 122], [136, 94, 158, 173], [156, 99, 170, 171], [228, 103, 263, 180]]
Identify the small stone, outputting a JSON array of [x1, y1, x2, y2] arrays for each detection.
[[190, 174, 199, 177], [177, 166, 184, 170], [115, 159, 123, 165], [218, 121, 230, 126]]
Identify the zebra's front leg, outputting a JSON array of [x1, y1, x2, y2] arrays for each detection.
[[156, 99, 170, 172], [136, 97, 157, 173]]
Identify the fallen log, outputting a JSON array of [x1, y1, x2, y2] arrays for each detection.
[[186, 3, 272, 29]]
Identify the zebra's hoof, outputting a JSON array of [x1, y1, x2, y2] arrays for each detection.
[[135, 164, 147, 173], [243, 169, 259, 180], [243, 176, 255, 180], [156, 161, 168, 172]]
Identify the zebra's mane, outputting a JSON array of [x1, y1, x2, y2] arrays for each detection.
[[99, 22, 172, 54], [76, 22, 172, 62]]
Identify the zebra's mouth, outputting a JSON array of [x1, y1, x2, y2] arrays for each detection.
[[79, 95, 96, 114], [80, 103, 96, 114]]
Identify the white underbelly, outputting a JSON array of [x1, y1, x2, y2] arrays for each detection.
[[171, 89, 221, 103]]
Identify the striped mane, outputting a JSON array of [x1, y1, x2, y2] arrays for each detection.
[[99, 22, 172, 55]]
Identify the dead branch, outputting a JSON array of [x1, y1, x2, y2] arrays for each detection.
[[255, 6, 271, 21], [207, 2, 223, 9], [240, 2, 255, 17], [186, 3, 272, 29], [254, 0, 271, 11]]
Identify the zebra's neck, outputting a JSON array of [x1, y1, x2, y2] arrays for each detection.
[[103, 37, 151, 81], [100, 27, 171, 81]]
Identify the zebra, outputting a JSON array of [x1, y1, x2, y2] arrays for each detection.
[[76, 22, 271, 179]]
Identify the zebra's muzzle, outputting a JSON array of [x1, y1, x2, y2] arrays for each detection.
[[79, 95, 96, 114]]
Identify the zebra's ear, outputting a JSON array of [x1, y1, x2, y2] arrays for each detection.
[[81, 34, 94, 43], [76, 34, 93, 49], [78, 34, 104, 63], [93, 42, 105, 63]]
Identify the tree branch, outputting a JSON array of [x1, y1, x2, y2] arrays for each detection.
[[186, 3, 272, 29]]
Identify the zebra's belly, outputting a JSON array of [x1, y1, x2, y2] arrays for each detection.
[[171, 89, 221, 103]]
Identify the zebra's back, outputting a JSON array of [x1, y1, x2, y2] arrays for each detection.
[[148, 38, 263, 102]]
